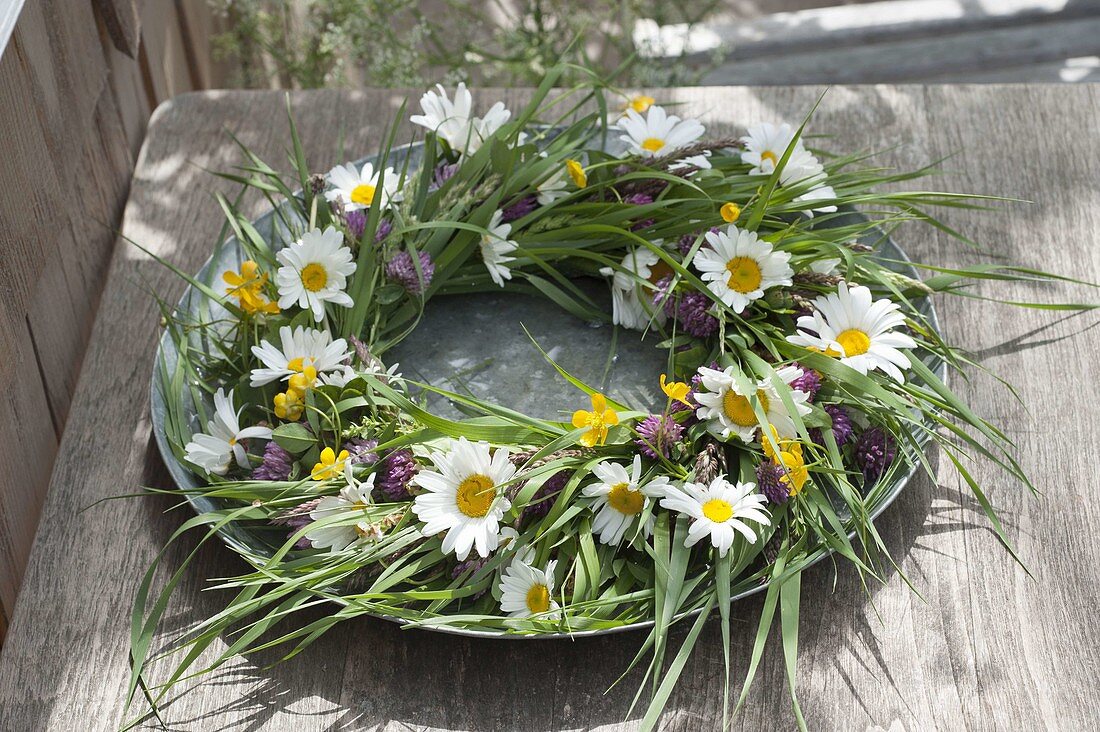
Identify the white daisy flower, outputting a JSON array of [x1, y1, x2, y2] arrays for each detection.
[[787, 281, 917, 382], [670, 151, 712, 172], [498, 554, 559, 619], [305, 467, 379, 552], [581, 455, 671, 545], [693, 364, 812, 443], [275, 226, 358, 322], [658, 477, 771, 557], [480, 209, 518, 287], [249, 325, 352, 386], [184, 388, 272, 476], [618, 105, 705, 158], [410, 83, 511, 155], [741, 124, 837, 215], [411, 437, 516, 560], [808, 257, 841, 275], [536, 163, 568, 205], [598, 247, 669, 331], [692, 225, 793, 314], [741, 122, 798, 175], [324, 162, 401, 212], [320, 364, 358, 388], [778, 152, 837, 216]]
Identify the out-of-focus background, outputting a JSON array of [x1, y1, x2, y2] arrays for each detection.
[[0, 0, 1097, 643]]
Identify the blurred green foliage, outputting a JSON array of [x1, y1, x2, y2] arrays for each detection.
[[209, 0, 722, 88]]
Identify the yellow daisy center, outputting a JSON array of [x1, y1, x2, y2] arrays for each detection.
[[455, 474, 496, 518], [702, 498, 733, 523], [350, 183, 376, 206], [723, 389, 769, 427], [836, 328, 871, 357], [725, 256, 763, 294], [525, 583, 551, 614], [608, 482, 645, 516], [301, 263, 328, 292], [641, 137, 665, 153], [761, 150, 778, 166]]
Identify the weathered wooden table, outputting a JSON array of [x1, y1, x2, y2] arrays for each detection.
[[1, 85, 1098, 730]]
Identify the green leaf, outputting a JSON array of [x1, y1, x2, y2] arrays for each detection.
[[272, 422, 315, 454]]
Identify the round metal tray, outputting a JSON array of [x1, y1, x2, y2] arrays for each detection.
[[150, 138, 945, 638]]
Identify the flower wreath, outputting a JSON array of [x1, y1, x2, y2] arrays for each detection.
[[134, 75, 1073, 728]]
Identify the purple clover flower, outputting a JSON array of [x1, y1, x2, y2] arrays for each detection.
[[276, 497, 323, 549], [374, 218, 394, 242], [675, 291, 719, 338], [677, 227, 719, 256], [654, 274, 675, 315], [522, 470, 570, 522], [343, 437, 379, 466], [252, 441, 293, 481], [810, 405, 854, 448], [502, 194, 538, 222], [624, 193, 653, 205], [376, 449, 418, 501], [756, 459, 789, 505], [385, 251, 435, 295], [345, 212, 393, 243], [432, 162, 459, 190], [789, 365, 822, 401], [856, 425, 897, 482], [634, 413, 684, 459], [345, 210, 367, 241]]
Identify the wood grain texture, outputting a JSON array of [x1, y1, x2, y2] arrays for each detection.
[[0, 0, 203, 639], [1, 85, 1099, 730]]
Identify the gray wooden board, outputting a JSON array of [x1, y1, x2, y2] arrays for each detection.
[[700, 17, 1100, 84], [0, 85, 1099, 730]]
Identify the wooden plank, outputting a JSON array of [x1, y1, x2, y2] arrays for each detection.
[[139, 0, 196, 105], [91, 0, 142, 57], [0, 85, 1099, 730], [100, 34, 150, 165], [0, 0, 147, 636], [924, 55, 1100, 83], [639, 0, 1100, 62], [700, 17, 1100, 84], [0, 297, 59, 624]]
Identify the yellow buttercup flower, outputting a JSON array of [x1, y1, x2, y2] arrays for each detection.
[[572, 392, 619, 447], [627, 94, 655, 114], [288, 363, 318, 396], [659, 374, 692, 407], [760, 424, 809, 496], [311, 447, 350, 481], [223, 260, 279, 315], [566, 159, 587, 188], [274, 389, 304, 421], [720, 202, 741, 223]]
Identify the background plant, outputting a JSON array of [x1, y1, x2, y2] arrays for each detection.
[[209, 0, 724, 88]]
